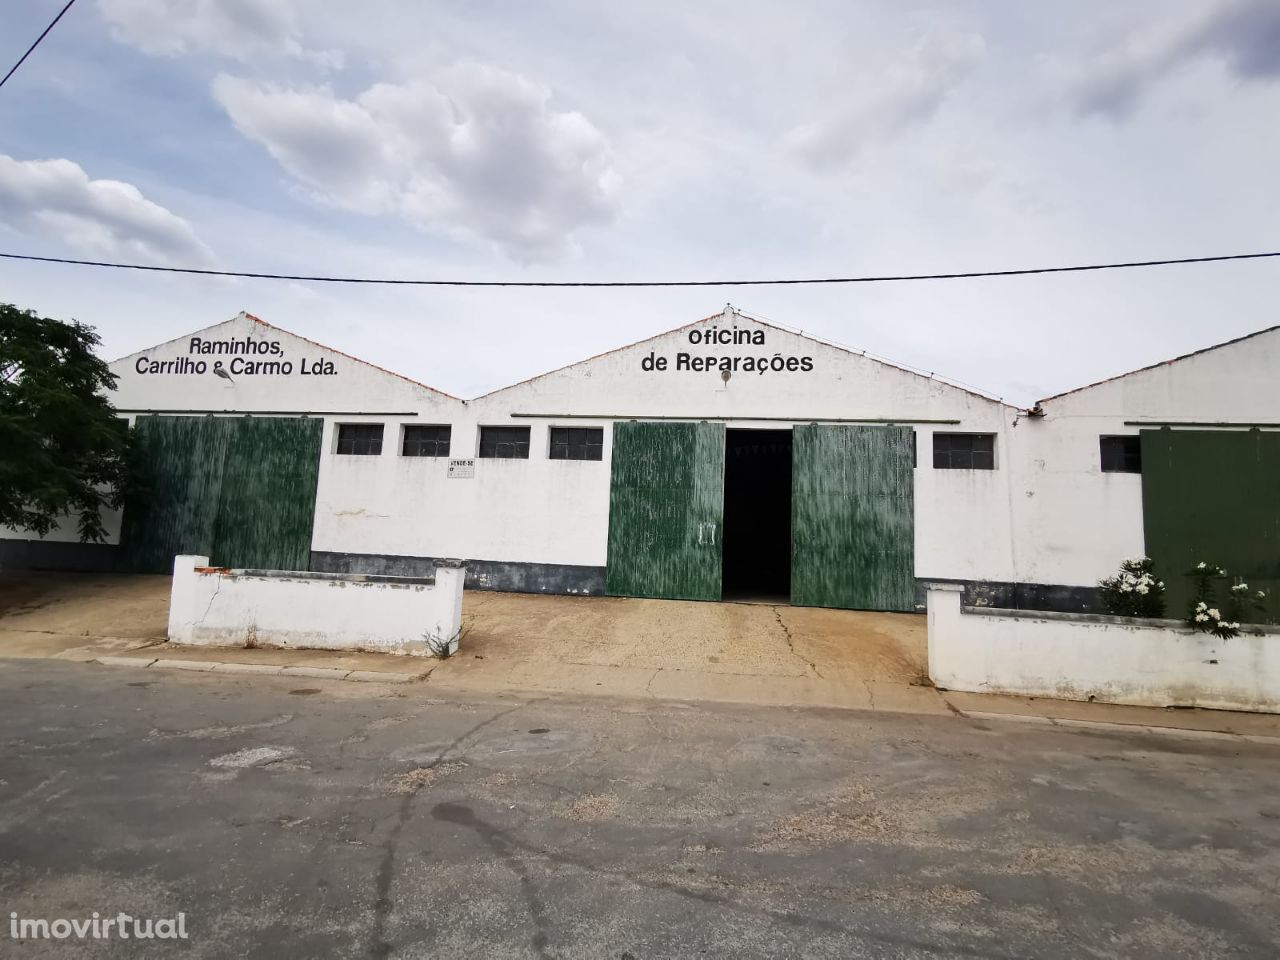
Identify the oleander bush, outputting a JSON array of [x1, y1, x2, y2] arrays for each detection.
[[1098, 557, 1166, 618], [1185, 562, 1269, 639]]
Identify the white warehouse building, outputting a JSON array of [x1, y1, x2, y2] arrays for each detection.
[[3, 307, 1277, 619]]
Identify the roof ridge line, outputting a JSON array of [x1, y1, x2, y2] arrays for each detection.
[[731, 309, 1014, 408], [1037, 322, 1280, 405], [469, 308, 730, 401], [243, 312, 458, 399]]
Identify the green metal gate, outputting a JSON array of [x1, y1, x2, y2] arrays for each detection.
[[1141, 428, 1280, 621], [122, 416, 323, 573], [791, 424, 915, 611], [605, 421, 725, 601]]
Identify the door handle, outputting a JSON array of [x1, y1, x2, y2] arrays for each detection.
[[697, 521, 716, 546]]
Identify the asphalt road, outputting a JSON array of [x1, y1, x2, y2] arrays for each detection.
[[1, 660, 1278, 959]]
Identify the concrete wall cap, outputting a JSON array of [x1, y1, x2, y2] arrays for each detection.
[[959, 604, 1280, 634], [217, 567, 435, 587]]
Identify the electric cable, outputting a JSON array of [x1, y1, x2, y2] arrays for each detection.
[[0, 0, 79, 91], [0, 248, 1277, 287]]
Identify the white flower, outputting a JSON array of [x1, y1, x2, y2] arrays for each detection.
[[1232, 583, 1249, 593], [1120, 583, 1133, 592], [1196, 602, 1207, 611], [1195, 613, 1209, 622], [1157, 582, 1164, 588], [1136, 585, 1149, 594], [1208, 608, 1221, 619], [1197, 562, 1207, 570]]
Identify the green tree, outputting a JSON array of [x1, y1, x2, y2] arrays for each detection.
[[0, 304, 132, 541]]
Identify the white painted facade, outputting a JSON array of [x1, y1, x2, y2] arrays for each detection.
[[927, 584, 1280, 713], [5, 308, 1279, 608], [167, 555, 465, 656], [314, 310, 1020, 581], [1009, 328, 1280, 589]]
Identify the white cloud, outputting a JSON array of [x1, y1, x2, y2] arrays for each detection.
[[0, 155, 215, 266], [97, 0, 339, 65], [787, 26, 986, 170], [212, 65, 621, 260], [1066, 0, 1280, 119]]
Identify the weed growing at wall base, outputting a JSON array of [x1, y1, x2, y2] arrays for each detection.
[[424, 629, 460, 658], [9, 911, 188, 941]]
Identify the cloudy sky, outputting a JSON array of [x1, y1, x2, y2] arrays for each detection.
[[1, 0, 1277, 403]]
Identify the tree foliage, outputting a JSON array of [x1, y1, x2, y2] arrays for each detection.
[[0, 304, 133, 541]]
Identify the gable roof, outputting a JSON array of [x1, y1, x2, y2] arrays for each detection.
[[472, 306, 1014, 407], [1037, 323, 1280, 405], [112, 311, 458, 399], [108, 306, 1022, 407], [242, 313, 457, 399]]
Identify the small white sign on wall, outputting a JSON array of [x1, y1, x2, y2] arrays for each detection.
[[448, 458, 475, 479]]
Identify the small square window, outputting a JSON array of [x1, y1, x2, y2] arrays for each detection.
[[1100, 436, 1141, 473], [933, 433, 995, 470], [479, 426, 531, 459], [402, 424, 451, 458], [550, 427, 603, 461], [336, 423, 383, 456]]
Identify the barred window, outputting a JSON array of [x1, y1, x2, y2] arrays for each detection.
[[550, 427, 603, 461], [1100, 436, 1141, 473], [479, 426, 530, 459], [402, 424, 451, 458], [335, 423, 383, 456], [932, 432, 995, 470]]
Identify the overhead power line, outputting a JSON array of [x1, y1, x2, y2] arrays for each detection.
[[0, 248, 1277, 287], [0, 0, 78, 91]]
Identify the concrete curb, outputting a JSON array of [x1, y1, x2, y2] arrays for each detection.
[[962, 710, 1280, 745], [96, 657, 425, 685], [346, 670, 419, 684], [212, 662, 283, 676], [90, 656, 1277, 739], [278, 665, 352, 680], [149, 659, 217, 672], [98, 655, 157, 668]]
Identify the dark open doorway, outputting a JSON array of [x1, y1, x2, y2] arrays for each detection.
[[721, 428, 793, 602]]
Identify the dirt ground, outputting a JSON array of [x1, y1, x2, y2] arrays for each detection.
[[0, 572, 927, 683], [4, 570, 1279, 739], [460, 591, 926, 681], [0, 572, 171, 638]]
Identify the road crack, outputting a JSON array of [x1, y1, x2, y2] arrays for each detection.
[[368, 702, 531, 958], [772, 606, 823, 679]]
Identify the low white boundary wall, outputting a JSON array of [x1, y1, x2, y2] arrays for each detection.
[[927, 584, 1280, 713], [168, 555, 466, 657]]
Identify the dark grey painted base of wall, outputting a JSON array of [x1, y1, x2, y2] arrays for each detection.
[[310, 551, 607, 596], [912, 579, 1101, 615], [0, 539, 121, 573], [0, 541, 1100, 614], [310, 551, 1101, 614]]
